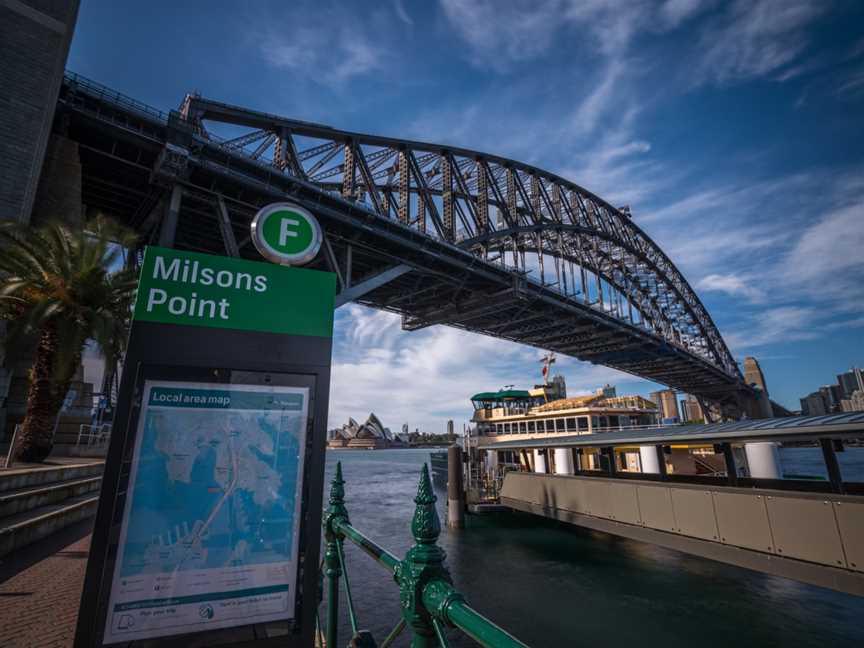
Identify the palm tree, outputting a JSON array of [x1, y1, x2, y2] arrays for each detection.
[[0, 217, 137, 463]]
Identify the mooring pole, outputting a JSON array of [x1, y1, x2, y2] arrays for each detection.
[[447, 445, 465, 529], [323, 462, 349, 648]]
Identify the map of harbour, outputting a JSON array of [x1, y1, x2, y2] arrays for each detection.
[[120, 402, 304, 577]]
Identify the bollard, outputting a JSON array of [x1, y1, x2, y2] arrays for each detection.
[[447, 445, 465, 529]]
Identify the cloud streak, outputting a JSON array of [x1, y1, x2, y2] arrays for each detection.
[[694, 0, 824, 85]]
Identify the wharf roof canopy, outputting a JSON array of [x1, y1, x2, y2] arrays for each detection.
[[485, 413, 864, 448]]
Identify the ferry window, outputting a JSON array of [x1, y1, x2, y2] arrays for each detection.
[[497, 424, 503, 435], [555, 419, 564, 432], [608, 415, 619, 428], [528, 421, 536, 432], [599, 416, 609, 429], [592, 416, 599, 430], [519, 422, 527, 433], [566, 417, 577, 431], [504, 423, 511, 434], [578, 417, 588, 431]]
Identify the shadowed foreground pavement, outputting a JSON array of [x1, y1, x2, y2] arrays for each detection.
[[0, 520, 93, 648]]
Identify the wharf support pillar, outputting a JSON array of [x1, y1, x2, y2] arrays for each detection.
[[447, 445, 465, 529], [533, 449, 547, 474], [745, 442, 782, 479], [553, 448, 574, 475], [639, 445, 661, 473]]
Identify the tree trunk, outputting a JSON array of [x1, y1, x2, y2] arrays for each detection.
[[15, 322, 75, 463]]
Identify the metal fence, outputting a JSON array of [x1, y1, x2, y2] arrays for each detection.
[[321, 462, 528, 647]]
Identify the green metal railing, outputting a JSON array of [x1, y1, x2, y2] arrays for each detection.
[[321, 462, 529, 648]]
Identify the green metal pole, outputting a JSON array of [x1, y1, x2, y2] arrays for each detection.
[[396, 464, 451, 648], [334, 519, 400, 574], [323, 462, 349, 648]]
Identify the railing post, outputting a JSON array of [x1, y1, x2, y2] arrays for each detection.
[[396, 464, 455, 647], [323, 462, 349, 648]]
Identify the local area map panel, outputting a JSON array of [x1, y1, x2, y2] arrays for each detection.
[[104, 380, 309, 644]]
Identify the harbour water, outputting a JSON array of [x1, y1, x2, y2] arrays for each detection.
[[325, 447, 864, 647]]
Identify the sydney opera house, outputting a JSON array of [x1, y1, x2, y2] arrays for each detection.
[[327, 413, 407, 449]]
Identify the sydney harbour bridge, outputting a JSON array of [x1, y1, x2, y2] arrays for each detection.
[[57, 72, 756, 416]]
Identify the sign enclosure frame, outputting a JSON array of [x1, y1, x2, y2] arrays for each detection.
[[75, 316, 333, 648]]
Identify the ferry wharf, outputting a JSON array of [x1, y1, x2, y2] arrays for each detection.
[[465, 413, 864, 596]]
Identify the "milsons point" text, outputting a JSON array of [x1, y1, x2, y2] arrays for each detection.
[[144, 255, 269, 321]]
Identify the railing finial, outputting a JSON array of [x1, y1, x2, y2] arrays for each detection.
[[411, 463, 441, 546], [397, 463, 452, 646]]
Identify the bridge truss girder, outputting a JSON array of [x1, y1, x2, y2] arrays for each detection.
[[56, 73, 751, 409]]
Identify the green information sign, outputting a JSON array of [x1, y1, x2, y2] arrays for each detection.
[[133, 246, 336, 337]]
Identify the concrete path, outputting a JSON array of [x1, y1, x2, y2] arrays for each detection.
[[0, 519, 93, 648]]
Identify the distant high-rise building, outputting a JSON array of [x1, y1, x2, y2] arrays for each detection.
[[650, 389, 680, 422], [743, 357, 769, 396], [851, 390, 864, 412], [551, 374, 567, 399], [446, 419, 454, 436], [595, 384, 616, 398], [819, 385, 842, 413], [679, 399, 689, 422], [682, 395, 705, 422], [837, 368, 864, 399], [800, 391, 828, 416]]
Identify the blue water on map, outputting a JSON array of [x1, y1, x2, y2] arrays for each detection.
[[324, 446, 864, 648], [120, 409, 303, 577]]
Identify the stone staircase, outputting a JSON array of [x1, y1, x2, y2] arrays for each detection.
[[0, 461, 103, 557]]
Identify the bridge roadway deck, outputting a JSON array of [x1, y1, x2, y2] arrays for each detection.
[[56, 73, 749, 403]]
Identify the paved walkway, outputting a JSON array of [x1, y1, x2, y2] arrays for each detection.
[[0, 520, 93, 648]]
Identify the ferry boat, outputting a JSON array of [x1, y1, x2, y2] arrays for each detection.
[[462, 369, 750, 500], [470, 381, 665, 473]]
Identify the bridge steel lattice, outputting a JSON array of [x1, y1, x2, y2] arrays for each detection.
[[57, 72, 752, 410]]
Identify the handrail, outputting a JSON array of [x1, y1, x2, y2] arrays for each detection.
[[323, 462, 529, 648]]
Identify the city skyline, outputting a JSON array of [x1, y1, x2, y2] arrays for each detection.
[[67, 1, 864, 431]]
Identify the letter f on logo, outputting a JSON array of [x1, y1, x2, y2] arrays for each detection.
[[279, 218, 300, 246]]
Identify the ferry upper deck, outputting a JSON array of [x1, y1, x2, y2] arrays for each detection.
[[471, 387, 659, 440]]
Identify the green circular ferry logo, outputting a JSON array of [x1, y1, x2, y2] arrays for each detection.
[[250, 202, 322, 266]]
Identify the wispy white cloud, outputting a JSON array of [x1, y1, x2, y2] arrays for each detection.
[[724, 305, 864, 353], [258, 9, 385, 85], [329, 304, 654, 432], [393, 0, 414, 26], [694, 0, 824, 85], [438, 0, 566, 67], [723, 306, 821, 350], [660, 0, 715, 28], [777, 201, 864, 303], [697, 273, 765, 302], [568, 59, 626, 136], [439, 0, 679, 67], [837, 66, 864, 96]]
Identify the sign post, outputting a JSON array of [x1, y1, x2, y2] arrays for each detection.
[[76, 232, 336, 648]]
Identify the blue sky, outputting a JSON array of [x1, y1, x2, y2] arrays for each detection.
[[68, 1, 863, 431]]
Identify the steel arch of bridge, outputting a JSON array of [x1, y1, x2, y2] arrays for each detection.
[[179, 96, 738, 375], [57, 73, 748, 407]]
